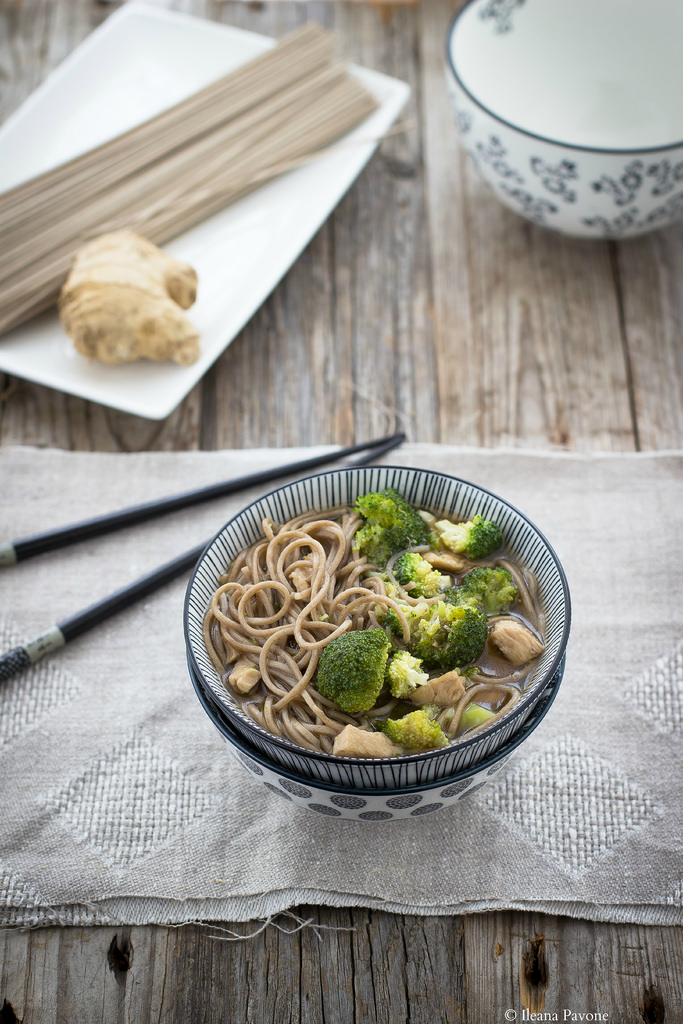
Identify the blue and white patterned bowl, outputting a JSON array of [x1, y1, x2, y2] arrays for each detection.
[[190, 654, 564, 820], [446, 0, 683, 238], [184, 465, 571, 789]]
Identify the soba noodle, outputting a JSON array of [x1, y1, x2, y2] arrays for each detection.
[[203, 504, 544, 756]]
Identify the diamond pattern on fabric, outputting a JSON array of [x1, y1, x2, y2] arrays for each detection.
[[484, 734, 657, 874], [0, 618, 79, 748], [0, 858, 48, 914], [45, 733, 211, 866], [624, 639, 683, 735], [0, 860, 118, 927]]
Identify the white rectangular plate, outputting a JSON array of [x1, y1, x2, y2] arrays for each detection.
[[0, 3, 410, 419]]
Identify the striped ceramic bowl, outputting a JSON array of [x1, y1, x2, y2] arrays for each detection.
[[189, 653, 564, 820], [184, 466, 571, 789]]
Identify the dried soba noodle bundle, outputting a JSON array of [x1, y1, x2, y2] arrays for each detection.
[[0, 24, 378, 336]]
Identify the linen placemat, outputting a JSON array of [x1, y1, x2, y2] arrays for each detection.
[[1, 444, 681, 928]]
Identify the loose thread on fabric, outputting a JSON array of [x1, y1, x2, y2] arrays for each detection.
[[175, 911, 357, 943]]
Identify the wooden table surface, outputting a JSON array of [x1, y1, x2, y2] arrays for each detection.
[[1, 1, 682, 1021]]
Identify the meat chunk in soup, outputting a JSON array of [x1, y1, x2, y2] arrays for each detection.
[[333, 724, 403, 758], [229, 656, 261, 694], [411, 669, 467, 706], [489, 618, 544, 665]]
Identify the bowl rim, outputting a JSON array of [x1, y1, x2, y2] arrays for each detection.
[[184, 463, 571, 767], [445, 0, 683, 156], [189, 653, 565, 797]]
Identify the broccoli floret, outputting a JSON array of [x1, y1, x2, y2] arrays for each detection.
[[427, 528, 440, 549], [352, 521, 391, 566], [446, 566, 518, 616], [386, 649, 429, 699], [354, 488, 428, 566], [383, 606, 404, 638], [376, 708, 449, 751], [315, 628, 390, 713], [412, 601, 488, 670], [393, 551, 450, 598], [382, 599, 431, 641], [436, 514, 503, 560]]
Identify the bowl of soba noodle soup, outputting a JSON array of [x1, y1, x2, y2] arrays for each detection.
[[184, 466, 570, 789]]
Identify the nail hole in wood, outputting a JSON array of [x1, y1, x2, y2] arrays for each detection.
[[0, 999, 21, 1024], [640, 984, 665, 1024], [382, 156, 417, 180], [520, 932, 550, 1014], [107, 934, 132, 974]]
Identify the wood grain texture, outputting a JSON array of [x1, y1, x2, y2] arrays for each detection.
[[613, 229, 683, 451], [1, 910, 682, 1023], [419, 0, 636, 452], [1, 1, 683, 1021]]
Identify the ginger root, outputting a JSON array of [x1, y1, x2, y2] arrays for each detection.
[[58, 230, 200, 365]]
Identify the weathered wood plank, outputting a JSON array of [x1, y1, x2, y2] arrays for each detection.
[[461, 911, 683, 1024], [2, 910, 682, 1023], [328, 3, 437, 446], [206, 0, 431, 450], [419, 0, 636, 452], [614, 228, 683, 451]]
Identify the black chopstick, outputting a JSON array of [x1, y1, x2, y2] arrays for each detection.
[[0, 432, 405, 567], [0, 543, 207, 683], [0, 432, 406, 681]]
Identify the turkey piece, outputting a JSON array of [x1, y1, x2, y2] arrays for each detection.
[[423, 550, 470, 573], [333, 724, 404, 758], [411, 670, 467, 706], [228, 656, 261, 694], [488, 618, 544, 665]]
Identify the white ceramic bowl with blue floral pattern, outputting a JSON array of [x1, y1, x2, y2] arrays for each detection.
[[446, 0, 683, 238], [189, 653, 564, 821], [184, 466, 571, 789]]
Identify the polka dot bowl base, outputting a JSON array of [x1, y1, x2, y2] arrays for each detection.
[[190, 657, 563, 821]]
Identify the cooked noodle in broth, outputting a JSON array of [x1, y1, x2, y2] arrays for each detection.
[[203, 497, 545, 758]]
